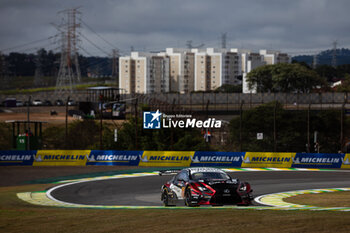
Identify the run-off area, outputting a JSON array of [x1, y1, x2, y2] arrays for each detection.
[[50, 171, 350, 207]]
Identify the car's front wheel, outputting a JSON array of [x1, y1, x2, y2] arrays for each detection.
[[161, 188, 171, 206], [184, 187, 198, 207]]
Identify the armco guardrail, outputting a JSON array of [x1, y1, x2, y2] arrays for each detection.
[[1, 150, 349, 169]]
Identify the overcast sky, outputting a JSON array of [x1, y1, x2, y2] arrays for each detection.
[[0, 0, 349, 57]]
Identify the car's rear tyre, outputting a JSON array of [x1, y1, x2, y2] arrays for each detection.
[[185, 187, 198, 207]]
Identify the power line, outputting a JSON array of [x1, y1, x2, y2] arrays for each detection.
[[221, 33, 227, 49], [0, 37, 54, 52], [77, 46, 112, 70], [78, 45, 95, 57], [332, 41, 337, 68], [13, 41, 58, 54], [78, 32, 110, 56], [81, 20, 118, 50]]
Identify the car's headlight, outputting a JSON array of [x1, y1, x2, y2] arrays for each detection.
[[239, 184, 247, 191], [226, 179, 238, 184], [198, 186, 208, 192]]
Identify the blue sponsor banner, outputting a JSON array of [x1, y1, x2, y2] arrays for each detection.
[[86, 150, 142, 166], [0, 150, 36, 166], [190, 151, 244, 167], [291, 153, 345, 169]]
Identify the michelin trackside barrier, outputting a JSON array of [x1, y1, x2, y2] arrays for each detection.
[[0, 150, 350, 168]]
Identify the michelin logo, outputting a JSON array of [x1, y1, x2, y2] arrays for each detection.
[[143, 110, 162, 129], [293, 157, 340, 164], [139, 154, 190, 162], [33, 154, 43, 162], [191, 155, 240, 163], [88, 154, 139, 162], [341, 157, 350, 165], [33, 154, 86, 161], [139, 155, 148, 162], [241, 156, 250, 163], [0, 154, 33, 161], [242, 156, 290, 164]]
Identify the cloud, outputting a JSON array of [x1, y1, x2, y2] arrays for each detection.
[[0, 0, 349, 56]]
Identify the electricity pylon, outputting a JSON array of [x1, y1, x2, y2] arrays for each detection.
[[54, 7, 82, 95]]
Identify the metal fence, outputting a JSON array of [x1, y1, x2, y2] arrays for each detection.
[[126, 92, 350, 111], [2, 91, 349, 111]]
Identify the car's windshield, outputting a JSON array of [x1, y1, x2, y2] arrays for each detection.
[[191, 172, 230, 181]]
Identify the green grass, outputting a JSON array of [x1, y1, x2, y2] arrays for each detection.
[[0, 84, 116, 95], [2, 166, 350, 232], [1, 184, 350, 233], [285, 191, 350, 207]]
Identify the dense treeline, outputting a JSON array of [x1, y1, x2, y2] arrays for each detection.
[[1, 48, 112, 78], [41, 118, 210, 151], [228, 102, 350, 153], [1, 102, 349, 153], [246, 62, 350, 93], [293, 48, 350, 67]]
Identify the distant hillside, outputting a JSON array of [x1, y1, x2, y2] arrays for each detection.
[[292, 48, 350, 66]]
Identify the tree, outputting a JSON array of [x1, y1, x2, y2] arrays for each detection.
[[42, 126, 65, 149], [315, 65, 337, 82], [215, 84, 242, 93], [0, 123, 12, 150], [335, 74, 350, 92], [291, 60, 312, 69], [336, 64, 350, 79], [247, 63, 326, 93], [228, 102, 344, 153], [43, 120, 100, 149], [102, 116, 211, 151]]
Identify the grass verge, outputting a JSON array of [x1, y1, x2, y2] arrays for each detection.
[[1, 184, 350, 233], [284, 191, 350, 207], [0, 83, 113, 95]]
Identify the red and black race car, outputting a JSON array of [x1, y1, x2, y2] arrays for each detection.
[[160, 167, 253, 207]]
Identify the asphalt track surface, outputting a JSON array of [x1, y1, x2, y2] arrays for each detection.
[[51, 171, 350, 206]]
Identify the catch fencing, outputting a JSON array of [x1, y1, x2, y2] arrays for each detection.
[[1, 92, 350, 111]]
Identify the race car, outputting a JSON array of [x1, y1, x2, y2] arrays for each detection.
[[160, 167, 253, 207]]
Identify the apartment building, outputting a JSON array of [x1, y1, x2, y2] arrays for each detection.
[[237, 49, 291, 93], [183, 52, 195, 93], [119, 56, 134, 94], [194, 48, 241, 91], [222, 51, 241, 86], [149, 56, 170, 93], [119, 48, 290, 94], [158, 48, 195, 93], [193, 49, 209, 91], [231, 48, 267, 93], [260, 49, 291, 65], [119, 52, 169, 94]]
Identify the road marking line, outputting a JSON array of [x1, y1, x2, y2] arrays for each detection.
[[16, 170, 350, 211]]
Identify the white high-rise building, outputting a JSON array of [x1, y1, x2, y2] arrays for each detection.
[[260, 50, 291, 64], [119, 52, 169, 94], [119, 48, 290, 94], [158, 48, 195, 93], [231, 49, 266, 93], [236, 49, 291, 93], [194, 48, 241, 91]]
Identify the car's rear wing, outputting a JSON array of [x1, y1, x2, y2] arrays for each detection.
[[158, 169, 181, 176]]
